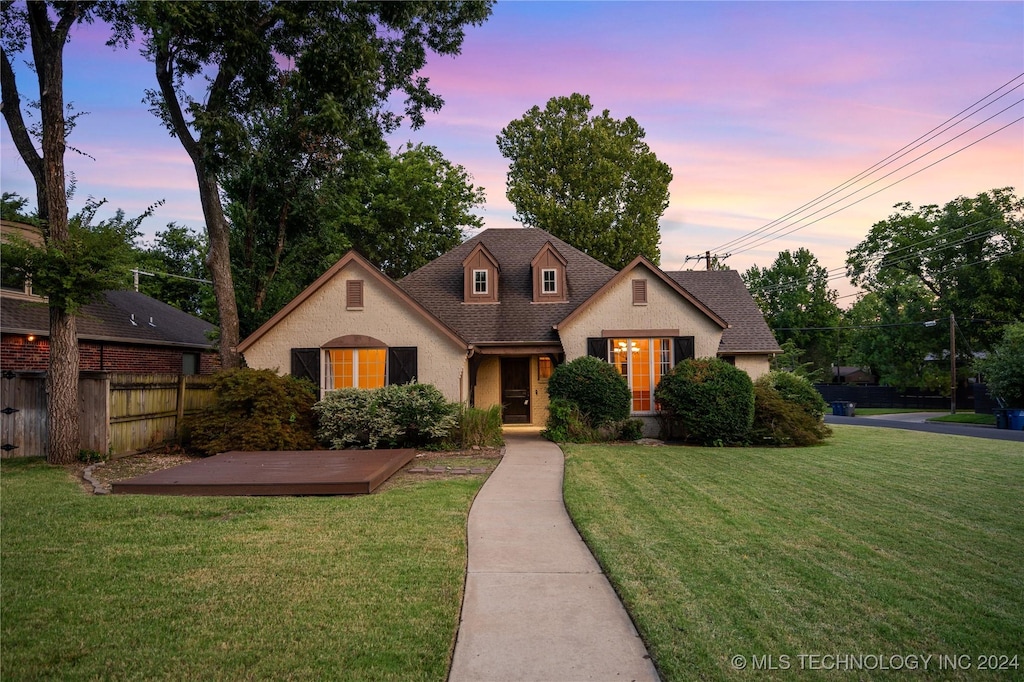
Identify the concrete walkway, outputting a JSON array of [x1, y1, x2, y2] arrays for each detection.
[[449, 431, 659, 682]]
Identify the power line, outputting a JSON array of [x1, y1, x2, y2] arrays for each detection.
[[697, 72, 1024, 259], [726, 109, 1024, 257]]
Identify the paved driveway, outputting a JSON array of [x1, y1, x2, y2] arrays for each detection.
[[825, 414, 1024, 442]]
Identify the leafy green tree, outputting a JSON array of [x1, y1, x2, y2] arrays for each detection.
[[847, 188, 1024, 351], [112, 1, 494, 367], [974, 323, 1024, 408], [1, 1, 108, 464], [133, 224, 215, 322], [742, 248, 841, 377], [497, 93, 672, 269], [841, 281, 948, 391]]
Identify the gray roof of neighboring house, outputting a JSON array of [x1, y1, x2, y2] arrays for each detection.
[[1, 290, 215, 349], [398, 227, 780, 354], [667, 270, 782, 354], [399, 228, 616, 344]]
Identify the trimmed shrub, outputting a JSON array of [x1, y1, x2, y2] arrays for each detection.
[[547, 355, 631, 425], [458, 405, 504, 448], [314, 383, 458, 449], [654, 358, 754, 445], [619, 418, 645, 441], [756, 370, 828, 420], [974, 322, 1024, 408], [750, 384, 832, 446], [183, 368, 318, 456], [542, 397, 596, 443]]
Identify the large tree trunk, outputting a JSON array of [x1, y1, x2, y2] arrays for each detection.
[[28, 1, 80, 465], [196, 171, 241, 368]]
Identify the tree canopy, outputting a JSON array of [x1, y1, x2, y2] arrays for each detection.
[[846, 188, 1024, 350], [497, 93, 672, 269], [112, 0, 493, 366], [742, 248, 841, 378]]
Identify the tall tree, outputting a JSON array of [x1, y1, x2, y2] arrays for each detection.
[[1, 1, 98, 464], [742, 248, 841, 377], [114, 1, 493, 367], [496, 93, 672, 269], [847, 188, 1024, 351]]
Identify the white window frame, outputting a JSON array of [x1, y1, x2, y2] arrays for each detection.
[[608, 337, 673, 415], [541, 268, 557, 294], [473, 269, 489, 295]]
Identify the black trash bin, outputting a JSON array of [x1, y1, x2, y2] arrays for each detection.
[[994, 409, 1008, 430]]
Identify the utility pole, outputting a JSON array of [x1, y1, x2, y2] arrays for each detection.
[[706, 250, 711, 271], [950, 313, 957, 415]]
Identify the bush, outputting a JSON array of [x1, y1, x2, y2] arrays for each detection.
[[183, 368, 318, 456], [314, 383, 458, 449], [756, 370, 828, 420], [547, 355, 631, 425], [750, 384, 832, 446], [619, 418, 645, 441], [974, 322, 1024, 408], [654, 358, 754, 445], [542, 397, 596, 443], [457, 405, 504, 448]]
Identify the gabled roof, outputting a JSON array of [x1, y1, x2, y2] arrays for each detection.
[[237, 250, 467, 353], [1, 290, 215, 349], [399, 228, 616, 344], [555, 255, 729, 331], [667, 270, 781, 354]]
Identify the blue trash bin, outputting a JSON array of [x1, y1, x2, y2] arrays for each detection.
[[831, 401, 844, 416], [1007, 409, 1024, 431]]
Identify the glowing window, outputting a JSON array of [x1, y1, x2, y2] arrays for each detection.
[[538, 356, 553, 379], [609, 338, 672, 413], [326, 348, 386, 390]]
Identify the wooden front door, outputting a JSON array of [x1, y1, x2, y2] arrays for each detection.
[[500, 357, 530, 424]]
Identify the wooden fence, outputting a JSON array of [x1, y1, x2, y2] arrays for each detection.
[[0, 371, 215, 459]]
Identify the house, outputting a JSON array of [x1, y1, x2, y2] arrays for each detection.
[[1, 219, 218, 375], [239, 228, 780, 434], [828, 365, 878, 386]]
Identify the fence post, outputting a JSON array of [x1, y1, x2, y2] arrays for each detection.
[[176, 374, 187, 433]]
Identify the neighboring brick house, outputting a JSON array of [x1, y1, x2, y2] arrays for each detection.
[[1, 220, 217, 375], [239, 227, 780, 434]]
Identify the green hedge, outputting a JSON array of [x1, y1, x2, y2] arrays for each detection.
[[654, 358, 754, 445], [314, 383, 458, 449], [547, 355, 631, 426], [183, 368, 318, 456]]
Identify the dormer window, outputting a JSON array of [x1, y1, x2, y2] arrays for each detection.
[[531, 242, 568, 303], [542, 269, 557, 294], [463, 243, 500, 303], [473, 269, 489, 295]]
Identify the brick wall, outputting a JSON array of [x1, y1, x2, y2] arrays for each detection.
[[1, 334, 219, 374]]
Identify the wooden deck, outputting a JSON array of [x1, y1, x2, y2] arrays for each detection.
[[111, 449, 417, 496]]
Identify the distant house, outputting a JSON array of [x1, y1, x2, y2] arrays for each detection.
[[1, 219, 218, 375], [828, 366, 878, 386], [239, 227, 780, 434]]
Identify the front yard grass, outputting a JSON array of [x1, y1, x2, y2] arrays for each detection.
[[1, 457, 486, 681], [928, 413, 997, 426], [563, 426, 1023, 681]]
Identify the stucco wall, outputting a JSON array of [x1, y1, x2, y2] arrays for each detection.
[[242, 261, 467, 401], [474, 357, 501, 410], [558, 264, 724, 362], [734, 354, 772, 381], [530, 356, 552, 427]]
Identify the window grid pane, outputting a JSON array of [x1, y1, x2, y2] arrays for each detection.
[[607, 337, 671, 414], [474, 270, 488, 294], [542, 269, 557, 293], [359, 348, 387, 389]]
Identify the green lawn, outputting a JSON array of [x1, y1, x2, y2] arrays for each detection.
[[1, 459, 485, 681], [928, 413, 997, 426], [563, 426, 1023, 681], [853, 408, 947, 416]]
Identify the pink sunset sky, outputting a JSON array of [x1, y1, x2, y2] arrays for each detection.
[[2, 1, 1022, 302]]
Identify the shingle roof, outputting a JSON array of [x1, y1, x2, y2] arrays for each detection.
[[1, 290, 215, 349], [399, 228, 616, 344], [667, 270, 781, 354]]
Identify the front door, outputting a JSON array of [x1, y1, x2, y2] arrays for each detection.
[[500, 357, 530, 424]]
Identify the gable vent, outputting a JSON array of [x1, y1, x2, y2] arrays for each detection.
[[347, 280, 364, 309], [632, 279, 648, 305]]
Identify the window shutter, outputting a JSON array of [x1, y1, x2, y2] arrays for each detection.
[[388, 347, 418, 385], [291, 348, 320, 386], [673, 337, 695, 365], [587, 337, 608, 361], [346, 280, 364, 309], [632, 279, 647, 305]]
